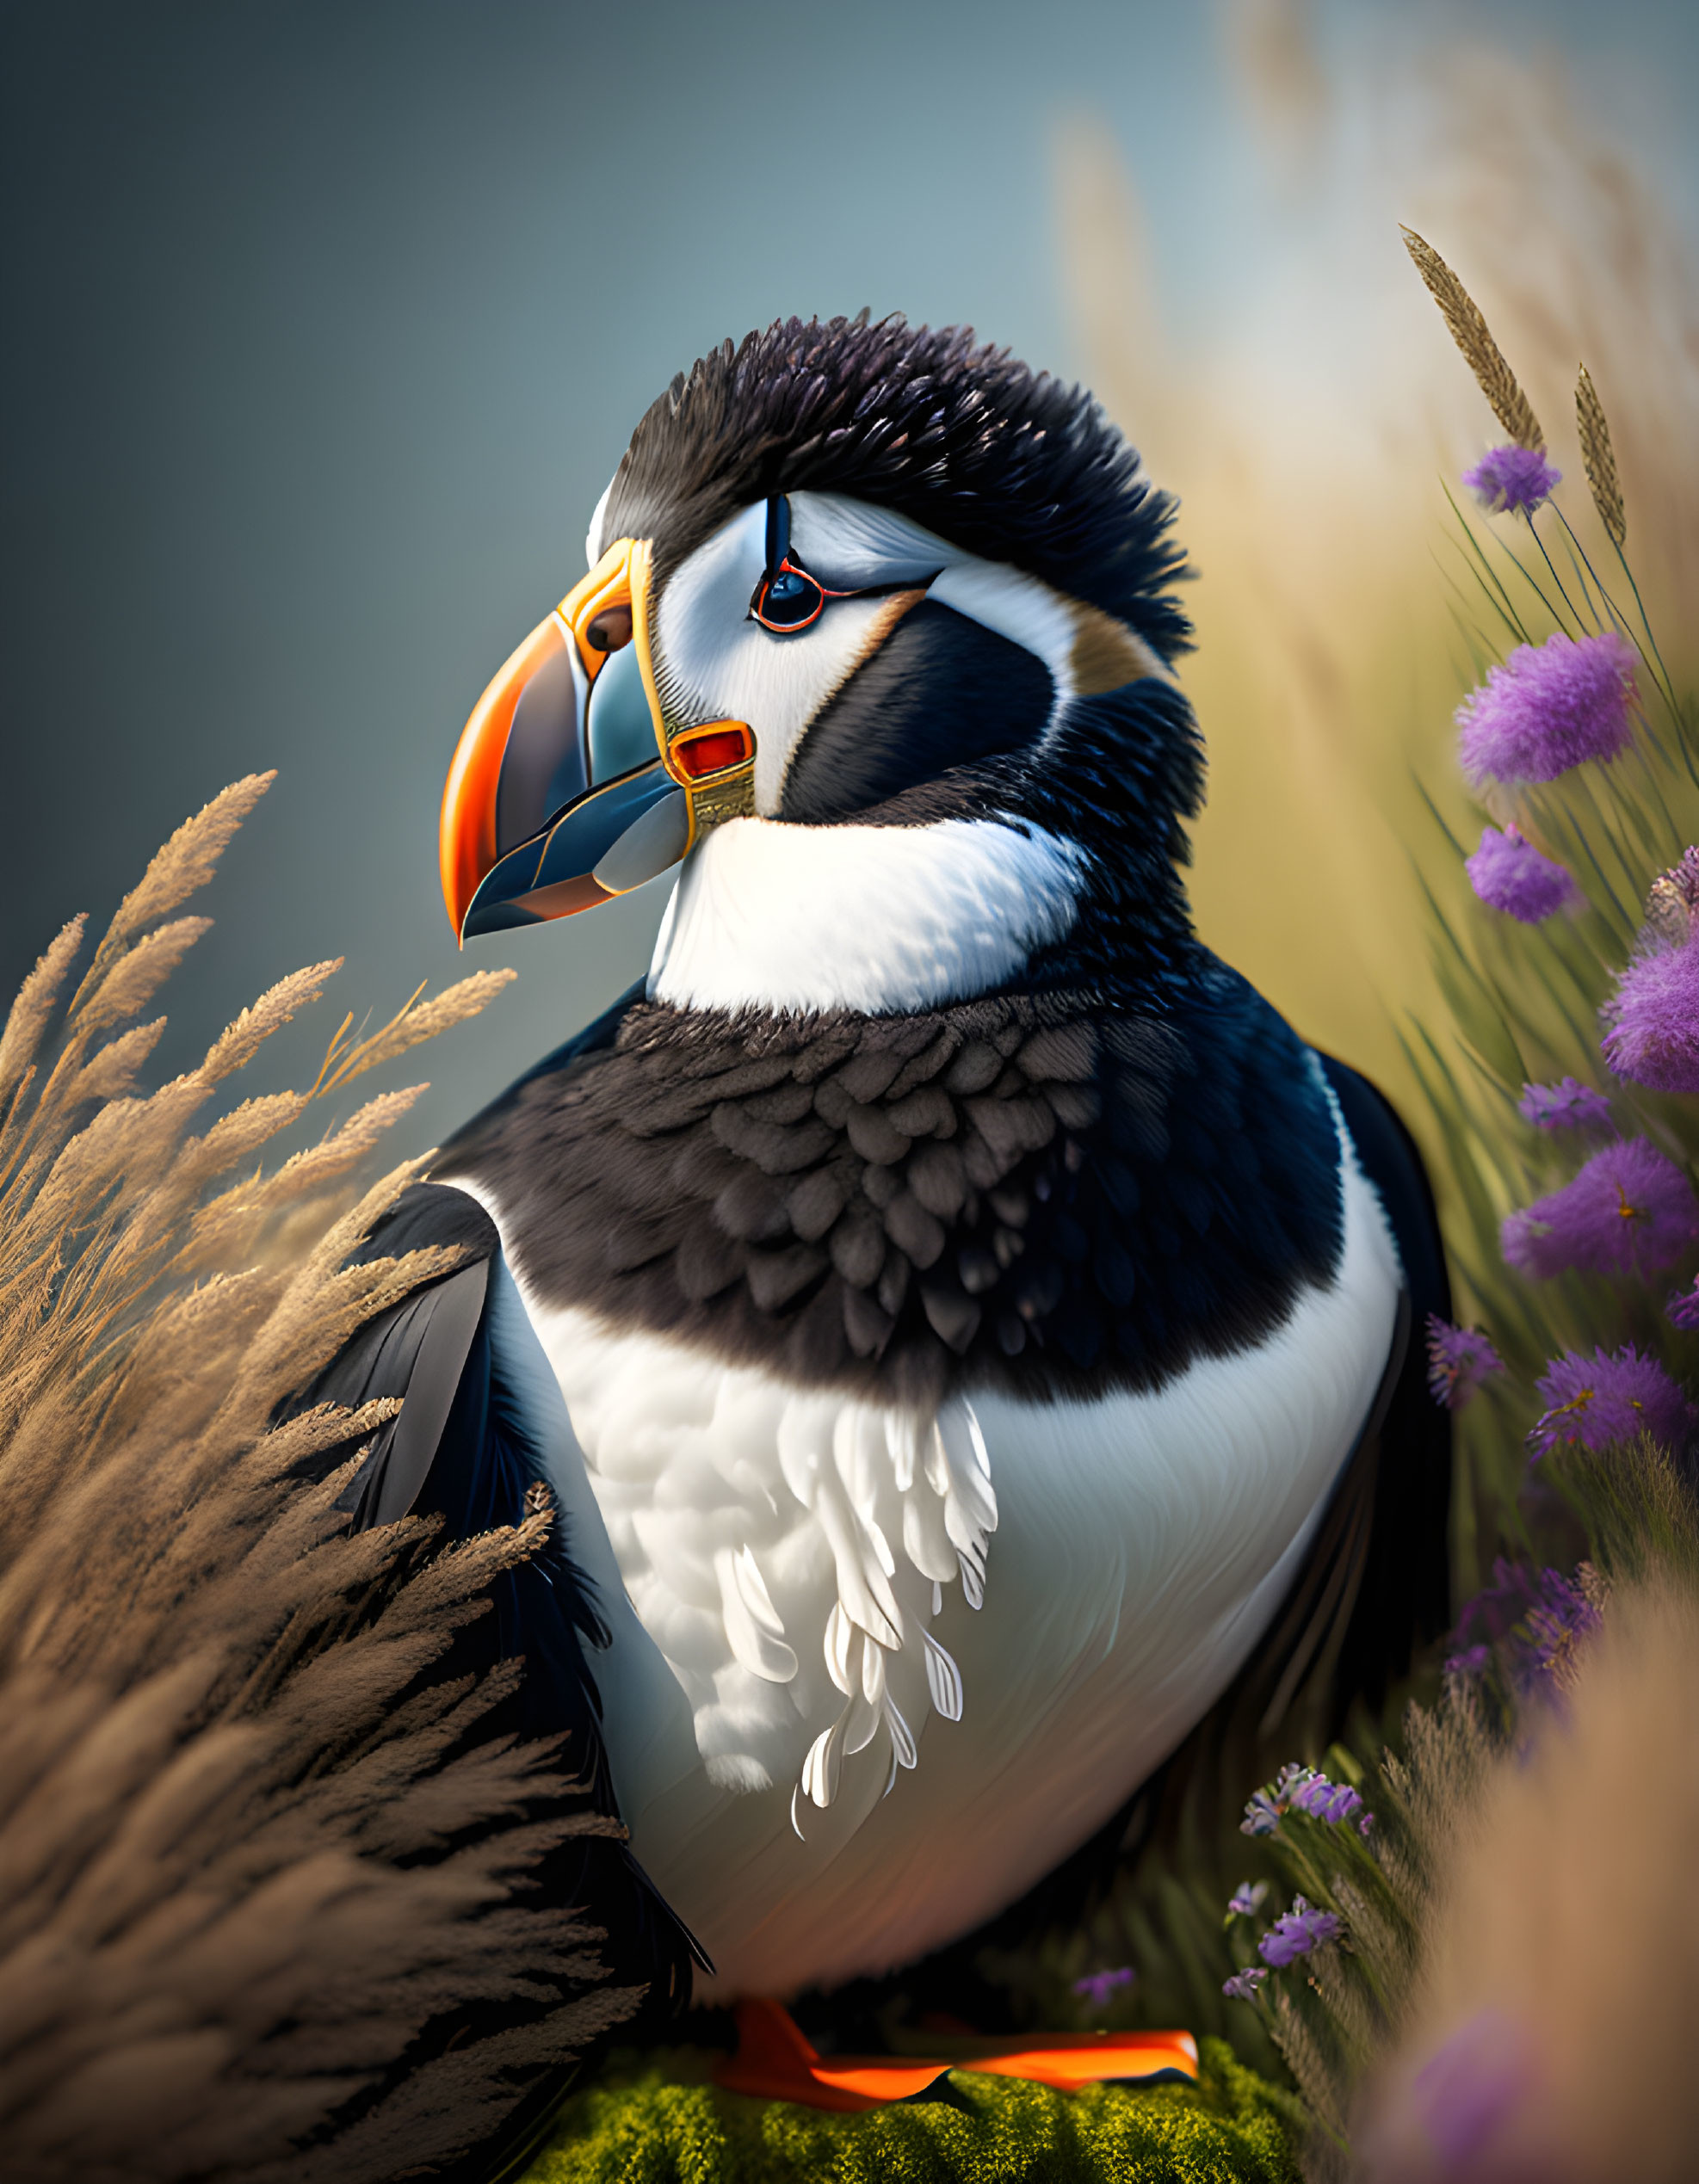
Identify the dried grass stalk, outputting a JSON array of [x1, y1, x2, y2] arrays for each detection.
[[1267, 1990, 1348, 2182], [1374, 1681, 1494, 1922], [202, 964, 344, 1086], [1575, 361, 1628, 546], [0, 783, 623, 2184], [312, 971, 518, 1097], [0, 916, 86, 1120], [1399, 226, 1545, 449], [69, 773, 276, 1010]]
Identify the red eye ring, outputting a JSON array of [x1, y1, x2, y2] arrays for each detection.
[[750, 557, 856, 634]]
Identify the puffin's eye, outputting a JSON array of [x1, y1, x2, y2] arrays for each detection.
[[751, 560, 829, 634], [584, 604, 633, 653]]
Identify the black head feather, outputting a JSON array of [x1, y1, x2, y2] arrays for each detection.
[[600, 313, 1192, 662]]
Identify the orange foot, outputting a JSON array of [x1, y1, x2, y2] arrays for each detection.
[[713, 1997, 1199, 2113]]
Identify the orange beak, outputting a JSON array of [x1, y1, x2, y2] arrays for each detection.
[[438, 537, 757, 942]]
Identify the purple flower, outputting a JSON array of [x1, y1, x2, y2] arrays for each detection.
[[1602, 854, 1699, 1093], [1239, 1790, 1282, 1838], [1239, 1762, 1319, 1837], [1464, 442, 1561, 516], [1669, 1280, 1699, 1330], [1221, 1966, 1268, 2003], [1226, 1880, 1269, 1920], [1288, 1774, 1365, 1825], [1356, 1811, 1376, 1839], [1257, 1896, 1341, 1969], [1407, 2012, 1536, 2168], [1521, 1568, 1603, 1694], [1528, 1343, 1691, 1457], [1072, 1965, 1134, 2008], [1454, 1558, 1540, 1635], [1466, 824, 1579, 922], [1449, 1559, 1549, 1669], [1425, 1316, 1505, 1410], [1517, 1077, 1614, 1133], [1602, 941, 1699, 1093], [1449, 1563, 1605, 1702], [1500, 1138, 1699, 1280], [1457, 630, 1638, 786]]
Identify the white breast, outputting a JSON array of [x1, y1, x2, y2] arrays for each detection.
[[503, 1105, 1401, 1998], [646, 811, 1088, 1017]]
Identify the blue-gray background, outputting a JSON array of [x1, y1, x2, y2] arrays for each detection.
[[3, 0, 1696, 1144]]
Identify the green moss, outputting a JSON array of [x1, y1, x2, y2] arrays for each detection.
[[521, 2039, 1302, 2184]]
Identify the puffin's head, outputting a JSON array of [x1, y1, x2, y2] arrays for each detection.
[[441, 314, 1202, 1010]]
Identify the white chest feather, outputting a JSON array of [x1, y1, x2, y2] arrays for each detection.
[[505, 1111, 1402, 1997], [646, 812, 1088, 1017]]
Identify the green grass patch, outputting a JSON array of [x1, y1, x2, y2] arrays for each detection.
[[522, 2039, 1303, 2184]]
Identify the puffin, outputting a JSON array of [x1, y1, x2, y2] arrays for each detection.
[[312, 312, 1449, 2118]]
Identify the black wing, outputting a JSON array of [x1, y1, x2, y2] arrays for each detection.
[[1313, 1051, 1453, 1704], [303, 1174, 701, 2179], [1200, 1053, 1453, 1749]]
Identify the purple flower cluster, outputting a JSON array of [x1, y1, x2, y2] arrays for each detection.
[[1517, 1077, 1613, 1133], [1528, 1343, 1691, 1457], [1221, 1966, 1268, 2004], [1445, 1559, 1540, 1676], [1226, 1880, 1269, 1920], [1443, 1561, 1603, 1697], [1257, 1896, 1341, 1969], [1241, 1764, 1375, 1841], [1463, 443, 1561, 517], [1457, 630, 1638, 787], [1668, 1280, 1699, 1330], [1500, 1137, 1699, 1280], [1465, 824, 1579, 922], [1072, 1965, 1134, 2008], [1240, 1761, 1310, 1836], [1288, 1774, 1366, 1826], [1602, 851, 1699, 1094], [1425, 1316, 1505, 1410]]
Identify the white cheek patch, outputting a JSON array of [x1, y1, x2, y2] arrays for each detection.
[[658, 503, 919, 815], [647, 812, 1088, 1016], [651, 490, 1170, 823], [789, 493, 1080, 703]]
